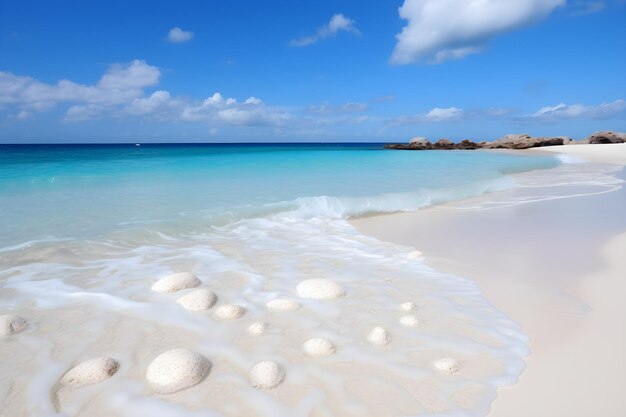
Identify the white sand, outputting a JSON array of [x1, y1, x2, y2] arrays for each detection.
[[145, 349, 211, 394], [399, 302, 416, 312], [351, 144, 626, 416], [249, 361, 285, 389], [526, 142, 626, 164], [151, 272, 201, 293]]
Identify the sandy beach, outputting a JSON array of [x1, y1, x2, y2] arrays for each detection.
[[351, 143, 626, 416]]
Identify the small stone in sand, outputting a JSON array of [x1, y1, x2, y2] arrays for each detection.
[[146, 349, 211, 394], [177, 288, 217, 311], [60, 357, 120, 387], [399, 315, 419, 327], [296, 279, 344, 300], [433, 358, 461, 375], [367, 327, 391, 346], [247, 321, 267, 336], [0, 314, 28, 336], [303, 338, 336, 357], [249, 361, 285, 389], [213, 304, 246, 320], [407, 250, 423, 260], [399, 302, 416, 312], [151, 272, 201, 293], [266, 298, 300, 312]]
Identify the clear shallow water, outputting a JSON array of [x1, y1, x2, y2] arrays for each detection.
[[0, 143, 559, 246], [0, 144, 565, 417]]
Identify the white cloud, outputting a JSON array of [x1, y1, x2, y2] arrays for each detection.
[[308, 101, 368, 114], [179, 92, 288, 126], [393, 106, 465, 124], [390, 0, 565, 64], [0, 60, 160, 113], [0, 61, 289, 127], [525, 99, 626, 121], [290, 14, 360, 47], [167, 27, 194, 43]]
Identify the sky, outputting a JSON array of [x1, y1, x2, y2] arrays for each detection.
[[0, 0, 625, 143]]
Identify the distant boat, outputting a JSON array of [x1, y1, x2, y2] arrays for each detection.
[[135, 144, 141, 147]]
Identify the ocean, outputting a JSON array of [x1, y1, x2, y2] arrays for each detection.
[[0, 143, 573, 416]]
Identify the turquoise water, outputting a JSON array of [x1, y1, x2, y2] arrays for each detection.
[[0, 143, 565, 417], [0, 143, 559, 246]]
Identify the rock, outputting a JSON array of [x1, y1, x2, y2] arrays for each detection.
[[433, 358, 461, 375], [409, 136, 429, 145], [266, 298, 300, 312], [399, 315, 419, 327], [484, 134, 566, 149], [151, 272, 200, 293], [0, 314, 28, 336], [367, 327, 391, 346], [433, 138, 455, 150], [249, 361, 285, 389], [146, 349, 210, 394], [296, 279, 345, 300], [584, 131, 626, 144], [177, 288, 217, 311], [60, 357, 120, 387], [213, 304, 246, 320], [456, 139, 481, 150], [399, 302, 416, 312], [302, 338, 336, 357], [247, 321, 267, 336]]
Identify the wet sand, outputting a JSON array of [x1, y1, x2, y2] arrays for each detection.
[[351, 144, 626, 416]]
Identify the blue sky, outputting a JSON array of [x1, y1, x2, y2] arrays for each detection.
[[1, 0, 625, 143]]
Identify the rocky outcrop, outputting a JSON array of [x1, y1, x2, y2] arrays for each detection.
[[384, 131, 623, 151], [583, 131, 626, 144], [483, 134, 568, 149]]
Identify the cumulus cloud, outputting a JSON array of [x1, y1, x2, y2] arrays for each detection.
[[524, 99, 626, 121], [167, 27, 194, 43], [290, 14, 360, 47], [390, 0, 565, 64], [0, 60, 289, 127], [179, 92, 289, 126], [0, 60, 160, 113], [393, 106, 465, 124]]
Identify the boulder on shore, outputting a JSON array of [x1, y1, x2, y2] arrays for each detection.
[[483, 134, 566, 149], [583, 131, 626, 144]]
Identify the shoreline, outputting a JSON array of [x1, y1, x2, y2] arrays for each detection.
[[350, 144, 626, 416]]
